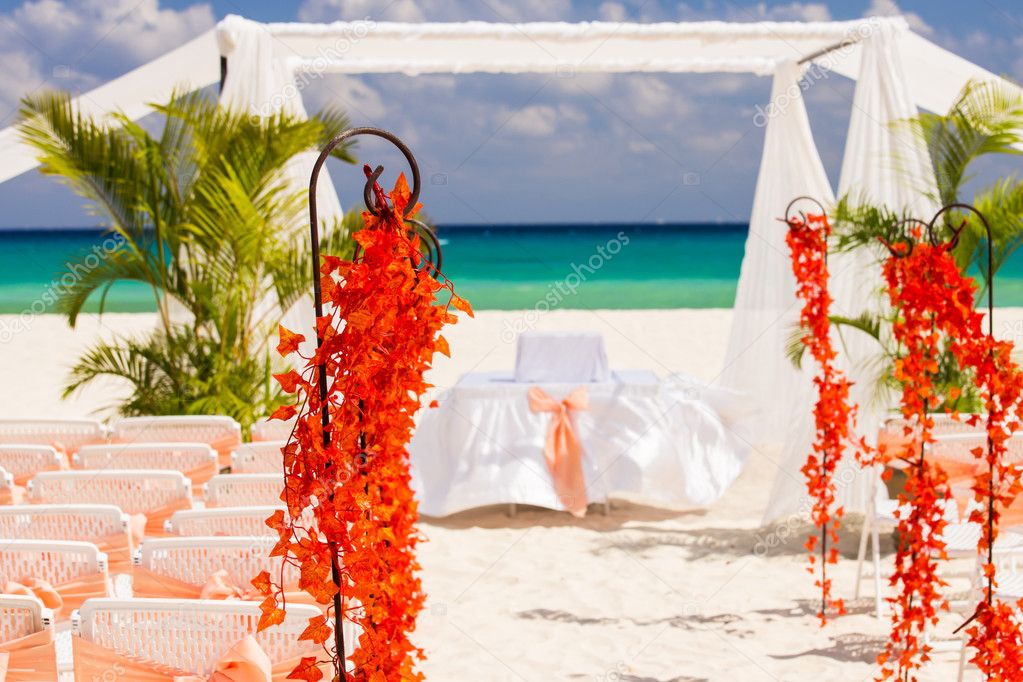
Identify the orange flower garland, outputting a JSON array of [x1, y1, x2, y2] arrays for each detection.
[[877, 234, 1023, 679], [257, 172, 471, 681], [785, 212, 857, 623]]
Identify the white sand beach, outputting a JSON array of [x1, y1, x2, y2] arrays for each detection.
[[7, 309, 1013, 681]]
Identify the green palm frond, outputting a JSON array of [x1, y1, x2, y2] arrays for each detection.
[[21, 87, 356, 429]]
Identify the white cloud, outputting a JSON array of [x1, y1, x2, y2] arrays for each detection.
[[726, 2, 832, 22], [863, 0, 933, 36], [503, 104, 561, 137], [298, 0, 573, 23], [0, 0, 212, 123], [7, 0, 214, 63], [598, 2, 628, 22]]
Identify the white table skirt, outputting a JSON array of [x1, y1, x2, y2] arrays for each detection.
[[410, 370, 749, 516]]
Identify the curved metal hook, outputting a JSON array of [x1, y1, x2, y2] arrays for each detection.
[[926, 202, 991, 250], [305, 128, 429, 681], [784, 195, 828, 229], [407, 218, 443, 278], [882, 217, 931, 258]]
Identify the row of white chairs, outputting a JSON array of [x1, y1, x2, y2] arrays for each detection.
[[2, 595, 326, 678], [0, 504, 291, 539], [0, 415, 252, 450], [0, 440, 287, 484], [2, 470, 285, 510]]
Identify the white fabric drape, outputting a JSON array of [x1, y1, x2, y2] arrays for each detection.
[[719, 60, 834, 450], [215, 15, 345, 354], [761, 24, 939, 523]]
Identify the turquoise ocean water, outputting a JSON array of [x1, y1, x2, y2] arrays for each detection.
[[4, 224, 1023, 313]]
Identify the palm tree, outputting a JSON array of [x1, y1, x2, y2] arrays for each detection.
[[18, 88, 359, 429]]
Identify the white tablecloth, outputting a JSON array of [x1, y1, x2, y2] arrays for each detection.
[[410, 370, 749, 516]]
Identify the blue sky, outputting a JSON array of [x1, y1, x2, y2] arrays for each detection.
[[0, 0, 1020, 227]]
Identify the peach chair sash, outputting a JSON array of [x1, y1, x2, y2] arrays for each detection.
[[135, 499, 192, 539], [2, 580, 61, 613], [186, 460, 220, 495], [527, 386, 589, 517], [0, 486, 23, 506], [0, 628, 58, 681], [95, 524, 141, 574], [210, 435, 242, 469], [4, 572, 109, 621], [73, 635, 329, 682], [132, 568, 319, 607]]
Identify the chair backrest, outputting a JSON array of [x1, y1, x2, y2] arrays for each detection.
[[883, 414, 986, 438], [0, 444, 63, 482], [0, 504, 127, 540], [73, 598, 322, 676], [0, 539, 107, 586], [0, 419, 105, 453], [204, 474, 284, 508], [929, 433, 1023, 462], [0, 594, 51, 641], [136, 536, 297, 587], [27, 470, 191, 514], [74, 442, 216, 472], [110, 416, 240, 447], [231, 442, 285, 474], [251, 417, 295, 442], [167, 506, 282, 536]]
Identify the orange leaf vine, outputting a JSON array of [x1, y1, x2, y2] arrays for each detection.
[[257, 170, 469, 681], [785, 211, 859, 623], [877, 231, 1023, 680]]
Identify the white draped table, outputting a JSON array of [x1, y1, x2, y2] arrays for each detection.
[[410, 370, 749, 516]]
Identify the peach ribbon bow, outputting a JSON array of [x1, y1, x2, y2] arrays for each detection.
[[74, 635, 272, 682], [3, 580, 62, 613], [527, 386, 589, 517]]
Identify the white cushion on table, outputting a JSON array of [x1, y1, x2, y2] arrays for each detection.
[[514, 331, 609, 383]]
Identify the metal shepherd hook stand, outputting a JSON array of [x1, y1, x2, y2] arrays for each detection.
[[306, 127, 441, 678], [783, 194, 832, 617], [876, 204, 997, 643]]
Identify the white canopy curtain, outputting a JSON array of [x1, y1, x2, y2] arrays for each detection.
[[718, 60, 834, 449], [762, 22, 940, 523], [0, 14, 1016, 518], [215, 15, 345, 354]]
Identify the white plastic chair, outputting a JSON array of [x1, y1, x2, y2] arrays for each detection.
[[135, 536, 296, 590], [953, 547, 1023, 680], [27, 470, 192, 515], [0, 444, 64, 484], [0, 504, 128, 542], [854, 462, 960, 618], [882, 414, 987, 441], [72, 598, 325, 677], [109, 416, 241, 467], [74, 442, 215, 471], [231, 441, 286, 473], [204, 474, 284, 508], [0, 540, 109, 594], [0, 418, 105, 453], [167, 506, 284, 536], [251, 417, 295, 442], [0, 594, 53, 641]]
